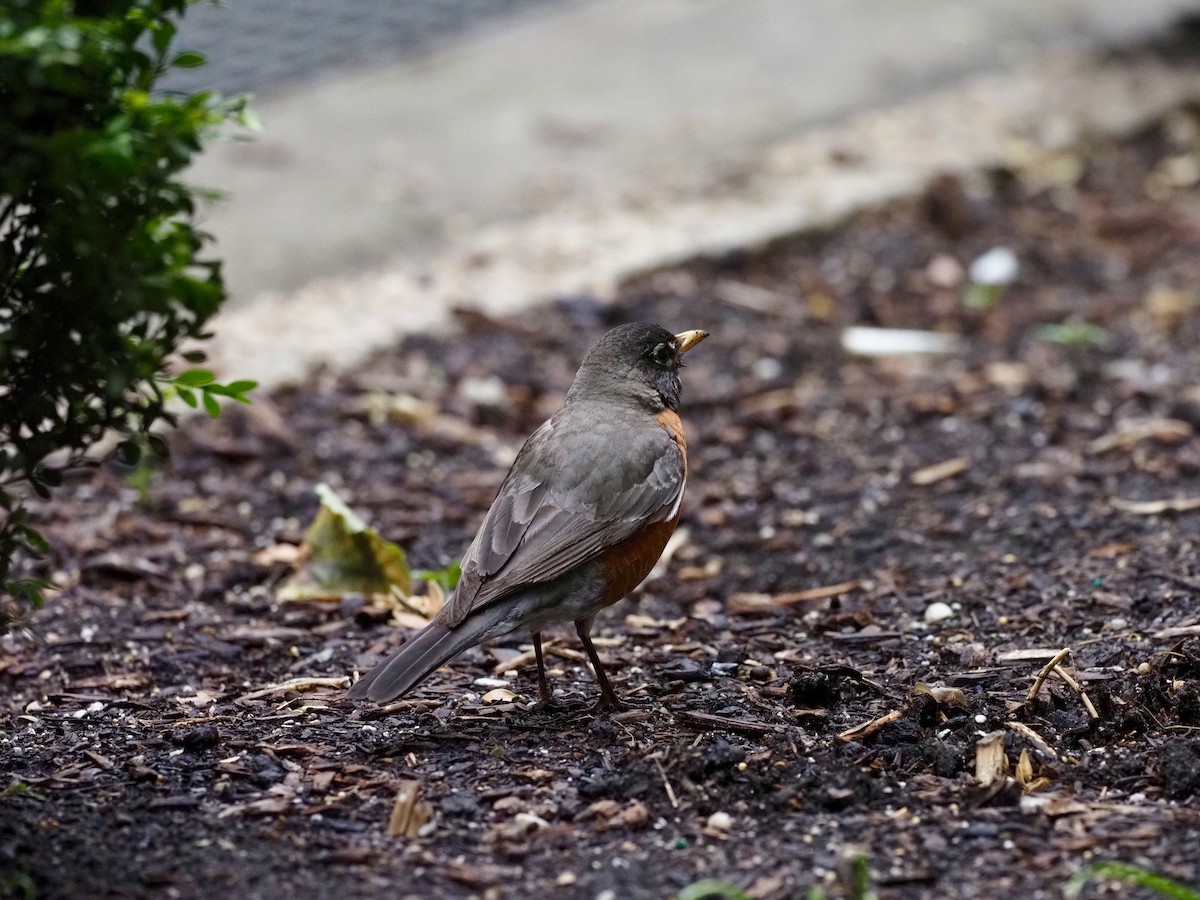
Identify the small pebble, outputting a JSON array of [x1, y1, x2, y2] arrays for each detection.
[[969, 246, 1019, 285], [622, 801, 651, 829], [924, 602, 954, 624], [706, 811, 734, 833], [473, 677, 510, 688]]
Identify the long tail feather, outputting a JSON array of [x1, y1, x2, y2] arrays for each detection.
[[346, 607, 509, 703]]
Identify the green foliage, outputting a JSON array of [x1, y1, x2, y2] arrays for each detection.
[[1035, 319, 1111, 349], [414, 558, 461, 592], [0, 870, 36, 900], [677, 881, 752, 900], [0, 0, 254, 627], [1065, 862, 1200, 900]]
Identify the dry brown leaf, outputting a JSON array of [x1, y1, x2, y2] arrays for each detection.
[[914, 683, 966, 707], [481, 688, 516, 704]]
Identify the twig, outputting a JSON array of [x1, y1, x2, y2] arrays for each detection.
[[649, 753, 679, 809], [1006, 721, 1059, 760], [493, 639, 561, 676], [839, 708, 903, 742], [389, 585, 435, 620], [1051, 665, 1100, 720], [1025, 647, 1072, 705], [238, 676, 349, 702]]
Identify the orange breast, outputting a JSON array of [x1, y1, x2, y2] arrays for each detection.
[[656, 408, 687, 473], [592, 409, 688, 607], [593, 518, 678, 607]]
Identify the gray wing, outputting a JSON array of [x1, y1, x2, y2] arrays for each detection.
[[444, 413, 684, 627]]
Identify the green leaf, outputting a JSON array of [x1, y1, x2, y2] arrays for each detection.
[[414, 560, 462, 592], [171, 50, 207, 69], [117, 440, 142, 465], [1065, 862, 1200, 900], [237, 106, 264, 133], [146, 434, 170, 458], [678, 881, 752, 900], [174, 368, 215, 387], [202, 391, 221, 418], [279, 484, 413, 601], [177, 387, 198, 407], [1035, 320, 1110, 348]]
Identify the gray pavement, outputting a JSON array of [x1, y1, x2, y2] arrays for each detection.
[[187, 0, 1200, 385], [163, 0, 582, 95]]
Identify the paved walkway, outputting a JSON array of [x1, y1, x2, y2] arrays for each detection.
[[187, 0, 1200, 384]]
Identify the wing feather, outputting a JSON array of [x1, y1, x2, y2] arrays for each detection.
[[445, 410, 684, 627]]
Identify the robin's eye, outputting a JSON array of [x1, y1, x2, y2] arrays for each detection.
[[650, 343, 675, 367]]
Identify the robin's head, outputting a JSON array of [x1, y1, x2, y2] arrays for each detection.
[[568, 323, 708, 411]]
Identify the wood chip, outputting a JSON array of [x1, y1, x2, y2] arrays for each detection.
[[445, 862, 522, 887], [1087, 418, 1191, 454], [679, 710, 778, 736], [727, 580, 861, 614], [1154, 624, 1200, 639], [1110, 495, 1200, 515], [238, 677, 349, 702], [388, 780, 431, 839], [910, 457, 969, 486], [1006, 721, 1059, 760], [1088, 542, 1136, 558], [838, 708, 903, 742], [998, 648, 1069, 663], [974, 730, 1008, 786]]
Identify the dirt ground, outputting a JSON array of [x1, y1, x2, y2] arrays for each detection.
[[3, 109, 1200, 900]]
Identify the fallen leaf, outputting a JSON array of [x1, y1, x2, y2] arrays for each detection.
[[481, 688, 516, 704], [279, 484, 412, 600]]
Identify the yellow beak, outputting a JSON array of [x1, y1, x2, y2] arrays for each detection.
[[674, 330, 709, 355]]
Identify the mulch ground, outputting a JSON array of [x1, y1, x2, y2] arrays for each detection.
[[3, 107, 1200, 900]]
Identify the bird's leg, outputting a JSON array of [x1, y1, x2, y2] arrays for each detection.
[[532, 631, 555, 706], [575, 617, 622, 711]]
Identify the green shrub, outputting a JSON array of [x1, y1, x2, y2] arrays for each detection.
[[0, 0, 254, 627]]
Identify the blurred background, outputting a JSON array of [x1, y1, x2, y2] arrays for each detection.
[[176, 0, 1200, 384]]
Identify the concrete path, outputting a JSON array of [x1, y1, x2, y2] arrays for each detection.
[[189, 0, 1200, 385]]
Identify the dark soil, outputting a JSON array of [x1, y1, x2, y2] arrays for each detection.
[[4, 110, 1200, 900]]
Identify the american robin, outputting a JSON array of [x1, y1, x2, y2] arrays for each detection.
[[347, 322, 707, 710]]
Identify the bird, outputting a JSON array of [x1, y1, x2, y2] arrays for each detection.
[[347, 322, 708, 710]]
